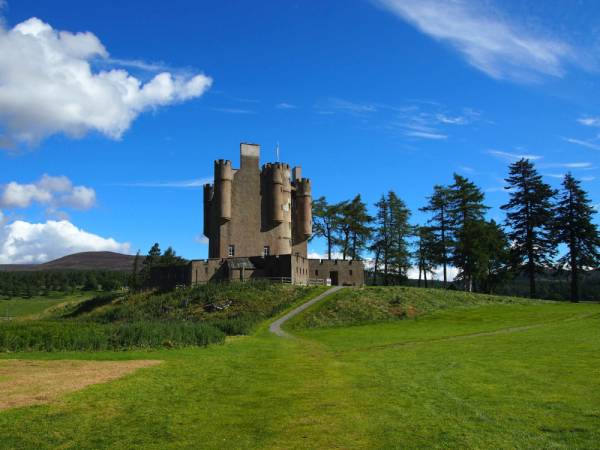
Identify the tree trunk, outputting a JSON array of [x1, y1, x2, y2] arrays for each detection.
[[326, 226, 332, 260], [424, 268, 428, 288], [373, 247, 380, 285], [441, 210, 447, 286], [417, 263, 422, 288]]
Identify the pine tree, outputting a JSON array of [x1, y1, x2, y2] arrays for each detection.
[[553, 173, 600, 302], [370, 195, 389, 284], [448, 174, 489, 291], [420, 184, 452, 285], [501, 159, 556, 298], [388, 192, 413, 281], [415, 225, 438, 288], [334, 195, 372, 260], [311, 196, 340, 260]]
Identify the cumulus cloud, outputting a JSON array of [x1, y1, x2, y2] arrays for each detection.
[[375, 0, 578, 83], [0, 174, 96, 210], [0, 17, 212, 149], [0, 219, 130, 264]]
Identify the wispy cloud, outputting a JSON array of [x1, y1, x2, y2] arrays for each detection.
[[389, 104, 479, 140], [211, 107, 255, 114], [316, 97, 483, 141], [276, 102, 297, 109], [404, 130, 447, 140], [577, 117, 600, 127], [540, 162, 593, 169], [564, 138, 600, 151], [374, 0, 581, 83], [119, 178, 211, 188], [488, 149, 542, 161], [104, 58, 171, 73], [318, 98, 377, 116]]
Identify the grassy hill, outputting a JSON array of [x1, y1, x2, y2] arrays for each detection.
[[0, 285, 599, 448], [0, 251, 137, 272], [286, 286, 546, 330]]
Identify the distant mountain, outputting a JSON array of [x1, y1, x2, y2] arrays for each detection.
[[0, 252, 137, 272]]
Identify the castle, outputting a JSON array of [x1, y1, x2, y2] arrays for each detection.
[[187, 143, 364, 286]]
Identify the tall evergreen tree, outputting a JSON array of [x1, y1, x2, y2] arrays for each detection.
[[501, 159, 556, 298], [448, 174, 489, 291], [370, 195, 389, 284], [311, 196, 340, 260], [334, 195, 372, 260], [372, 191, 413, 284], [415, 225, 438, 288], [553, 173, 600, 302], [387, 192, 413, 280], [420, 184, 452, 285]]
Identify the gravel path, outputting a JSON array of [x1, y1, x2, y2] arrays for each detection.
[[269, 286, 344, 338]]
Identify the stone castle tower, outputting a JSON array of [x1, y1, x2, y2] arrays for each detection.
[[185, 141, 363, 287], [203, 143, 312, 259]]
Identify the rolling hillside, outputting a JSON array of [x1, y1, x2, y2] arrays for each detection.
[[0, 252, 137, 272]]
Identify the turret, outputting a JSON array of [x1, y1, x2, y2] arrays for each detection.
[[203, 183, 214, 237], [295, 178, 312, 240], [214, 159, 233, 221]]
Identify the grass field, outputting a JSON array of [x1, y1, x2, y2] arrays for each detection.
[[0, 292, 98, 319], [0, 286, 598, 448]]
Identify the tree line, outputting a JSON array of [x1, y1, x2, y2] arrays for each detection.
[[0, 270, 128, 298], [312, 159, 600, 302]]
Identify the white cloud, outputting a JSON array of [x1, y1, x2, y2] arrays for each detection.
[[375, 0, 577, 83], [0, 174, 96, 210], [488, 149, 542, 161], [0, 219, 130, 264], [0, 17, 212, 149], [541, 162, 592, 169], [307, 251, 346, 260], [577, 117, 600, 127], [564, 138, 600, 151], [404, 130, 447, 140], [62, 186, 96, 209], [406, 265, 458, 282]]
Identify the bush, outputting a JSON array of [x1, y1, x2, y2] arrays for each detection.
[[0, 320, 225, 352]]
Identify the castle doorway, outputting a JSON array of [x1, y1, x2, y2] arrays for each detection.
[[329, 271, 339, 286]]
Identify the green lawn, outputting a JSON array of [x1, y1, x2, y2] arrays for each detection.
[[0, 287, 599, 448], [0, 292, 97, 319]]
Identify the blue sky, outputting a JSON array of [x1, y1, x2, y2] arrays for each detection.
[[0, 0, 599, 264]]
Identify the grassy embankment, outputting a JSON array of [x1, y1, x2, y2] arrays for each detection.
[[0, 282, 324, 351], [0, 286, 599, 448]]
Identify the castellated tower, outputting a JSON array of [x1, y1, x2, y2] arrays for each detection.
[[203, 143, 312, 259]]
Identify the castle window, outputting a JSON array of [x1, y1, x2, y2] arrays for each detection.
[[315, 270, 319, 276], [263, 246, 270, 257], [349, 270, 353, 276], [228, 245, 235, 257], [205, 267, 208, 274]]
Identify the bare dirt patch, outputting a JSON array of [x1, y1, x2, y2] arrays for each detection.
[[0, 359, 161, 411]]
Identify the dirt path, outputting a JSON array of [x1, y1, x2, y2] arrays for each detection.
[[270, 286, 344, 338]]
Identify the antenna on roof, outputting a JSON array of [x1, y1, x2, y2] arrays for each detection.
[[276, 141, 280, 162]]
